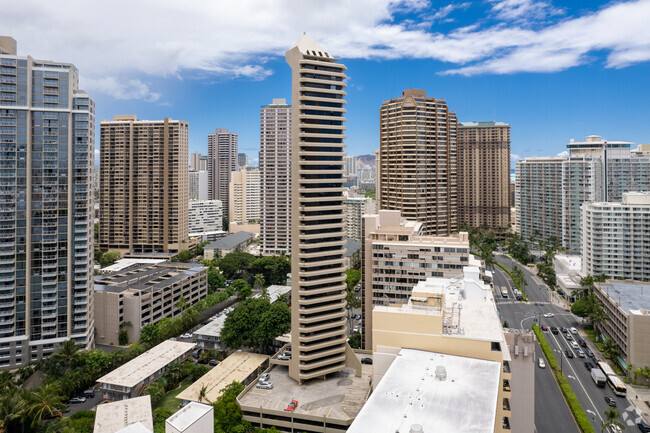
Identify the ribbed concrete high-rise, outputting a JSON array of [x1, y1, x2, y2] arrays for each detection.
[[378, 89, 458, 235], [207, 129, 237, 217], [458, 122, 511, 231], [260, 98, 291, 255], [286, 35, 351, 383], [99, 116, 189, 254]]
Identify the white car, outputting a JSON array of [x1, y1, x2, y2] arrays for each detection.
[[538, 358, 546, 368], [543, 313, 554, 318], [259, 373, 270, 382], [256, 381, 273, 389], [610, 425, 622, 433], [278, 353, 291, 360], [570, 327, 578, 334], [570, 341, 579, 349]]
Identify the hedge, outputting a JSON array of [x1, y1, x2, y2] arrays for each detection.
[[495, 262, 529, 302], [533, 324, 595, 433]]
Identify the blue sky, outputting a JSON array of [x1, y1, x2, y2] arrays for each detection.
[[3, 0, 650, 165]]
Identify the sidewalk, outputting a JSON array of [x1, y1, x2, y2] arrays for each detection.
[[627, 384, 650, 423], [548, 289, 571, 310]]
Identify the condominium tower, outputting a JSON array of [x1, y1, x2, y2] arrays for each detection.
[[190, 151, 208, 171], [0, 37, 95, 368], [260, 98, 292, 255], [229, 166, 261, 225], [189, 170, 208, 201], [286, 35, 351, 383], [378, 89, 458, 235], [207, 129, 237, 217], [343, 196, 374, 241], [99, 115, 189, 255], [458, 122, 511, 231]]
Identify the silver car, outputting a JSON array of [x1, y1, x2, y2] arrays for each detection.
[[256, 381, 273, 389], [259, 373, 270, 382]]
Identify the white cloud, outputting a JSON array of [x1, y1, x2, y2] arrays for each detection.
[[2, 0, 650, 99], [511, 153, 521, 163], [556, 150, 569, 157]]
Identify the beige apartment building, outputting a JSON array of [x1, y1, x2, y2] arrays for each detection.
[[229, 166, 260, 226], [93, 262, 207, 345], [371, 267, 535, 432], [458, 121, 511, 231], [378, 89, 458, 235], [343, 196, 374, 241], [286, 35, 358, 383], [361, 210, 472, 348], [208, 129, 237, 217], [99, 115, 189, 255], [260, 98, 292, 255]]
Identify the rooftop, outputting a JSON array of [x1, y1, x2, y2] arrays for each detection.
[[93, 395, 153, 433], [238, 356, 372, 422], [347, 349, 500, 433], [597, 281, 650, 314], [460, 121, 509, 127], [97, 341, 196, 388], [165, 402, 213, 431], [555, 254, 582, 271], [114, 423, 152, 433], [178, 351, 268, 403], [94, 262, 205, 294], [205, 231, 254, 250], [99, 258, 167, 274], [344, 238, 361, 257]]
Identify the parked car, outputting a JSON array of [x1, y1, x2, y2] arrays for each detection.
[[278, 353, 291, 360], [565, 333, 573, 341], [560, 327, 568, 333], [604, 396, 617, 407], [209, 359, 220, 366], [256, 381, 273, 389], [83, 389, 95, 398], [551, 326, 559, 335], [197, 358, 208, 364], [543, 313, 554, 318], [570, 327, 578, 335], [585, 348, 594, 358], [578, 339, 587, 347], [361, 357, 373, 365], [541, 325, 548, 331], [354, 314, 361, 320], [181, 333, 192, 339], [584, 362, 594, 371], [576, 349, 586, 358], [285, 400, 299, 412], [638, 420, 650, 432], [68, 397, 86, 404], [259, 373, 270, 382], [538, 358, 546, 368], [565, 350, 574, 359]]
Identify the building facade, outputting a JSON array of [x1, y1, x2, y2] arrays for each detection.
[[189, 170, 208, 201], [458, 121, 511, 231], [94, 262, 207, 346], [361, 210, 471, 349], [229, 166, 260, 225], [344, 155, 357, 176], [207, 128, 237, 217], [237, 152, 248, 169], [190, 151, 208, 172], [378, 89, 458, 235], [260, 98, 292, 255], [582, 192, 650, 280], [188, 200, 223, 239], [0, 37, 95, 369], [99, 115, 189, 255], [286, 35, 351, 383], [343, 196, 374, 241]]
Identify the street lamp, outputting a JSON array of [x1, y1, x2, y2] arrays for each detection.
[[554, 349, 563, 374]]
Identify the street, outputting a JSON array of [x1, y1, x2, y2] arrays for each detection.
[[493, 255, 643, 432]]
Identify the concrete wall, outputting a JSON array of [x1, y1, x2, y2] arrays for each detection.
[[94, 291, 121, 345], [504, 330, 535, 433], [629, 312, 650, 369]]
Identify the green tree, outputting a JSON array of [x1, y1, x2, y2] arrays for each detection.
[[254, 273, 266, 293], [208, 268, 226, 294], [253, 302, 291, 350], [53, 339, 83, 372], [348, 332, 361, 349], [570, 297, 592, 317], [602, 338, 620, 360], [345, 286, 361, 332], [118, 321, 132, 346], [536, 261, 556, 288], [589, 303, 610, 341], [213, 382, 245, 433], [140, 323, 160, 345], [176, 296, 189, 314], [511, 266, 527, 293], [602, 407, 623, 431], [0, 388, 25, 433], [62, 410, 95, 433], [25, 383, 67, 428], [218, 252, 256, 279], [99, 250, 121, 267], [345, 269, 361, 291], [250, 255, 291, 285], [221, 298, 290, 351], [505, 233, 532, 265], [174, 250, 193, 263], [153, 407, 174, 433]]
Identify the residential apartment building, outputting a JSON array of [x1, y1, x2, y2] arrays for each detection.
[[260, 98, 291, 255], [344, 155, 357, 176], [368, 267, 532, 433], [515, 157, 564, 244], [94, 262, 207, 345], [343, 196, 374, 241], [286, 35, 352, 383], [188, 200, 223, 241], [0, 37, 95, 369], [190, 151, 208, 171], [582, 192, 650, 280], [458, 121, 511, 231], [207, 128, 237, 216], [594, 281, 650, 370], [189, 170, 208, 201], [361, 210, 472, 349], [229, 166, 260, 225], [237, 152, 248, 169], [378, 89, 458, 235], [99, 115, 189, 255]]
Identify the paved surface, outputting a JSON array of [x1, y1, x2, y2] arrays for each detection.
[[493, 255, 643, 433]]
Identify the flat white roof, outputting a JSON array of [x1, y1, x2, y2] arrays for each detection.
[[101, 258, 167, 273], [555, 254, 582, 271], [165, 402, 213, 431], [114, 423, 152, 433], [93, 396, 153, 433], [97, 340, 196, 388], [347, 349, 500, 433]]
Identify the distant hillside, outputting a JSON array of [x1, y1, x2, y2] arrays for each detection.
[[356, 154, 376, 166]]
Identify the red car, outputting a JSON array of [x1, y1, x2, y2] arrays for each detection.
[[541, 325, 548, 331], [285, 400, 298, 412]]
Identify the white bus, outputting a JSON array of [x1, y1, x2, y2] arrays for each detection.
[[598, 362, 627, 397], [501, 287, 509, 298]]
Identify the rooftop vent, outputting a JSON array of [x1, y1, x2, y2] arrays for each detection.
[[410, 425, 424, 433], [434, 366, 447, 381]]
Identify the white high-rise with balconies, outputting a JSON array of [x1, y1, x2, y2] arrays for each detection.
[[0, 36, 95, 369], [208, 129, 237, 217]]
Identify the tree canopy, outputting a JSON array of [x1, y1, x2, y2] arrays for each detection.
[[220, 298, 290, 350]]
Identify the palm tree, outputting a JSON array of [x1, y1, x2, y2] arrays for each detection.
[[589, 303, 610, 341], [119, 321, 132, 346], [254, 274, 266, 297], [25, 384, 66, 427], [198, 384, 210, 404], [176, 296, 189, 314], [345, 287, 361, 333], [602, 338, 620, 361], [52, 339, 82, 372], [0, 371, 14, 391], [602, 407, 624, 431], [0, 388, 25, 433]]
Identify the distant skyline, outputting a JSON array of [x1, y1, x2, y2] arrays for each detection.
[[3, 0, 650, 166]]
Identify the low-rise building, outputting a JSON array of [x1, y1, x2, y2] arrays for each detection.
[[553, 254, 585, 301], [204, 231, 255, 259], [94, 263, 207, 345], [97, 340, 196, 400], [178, 351, 268, 404], [99, 258, 167, 275], [594, 281, 650, 370], [165, 402, 213, 433], [93, 395, 153, 433]]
